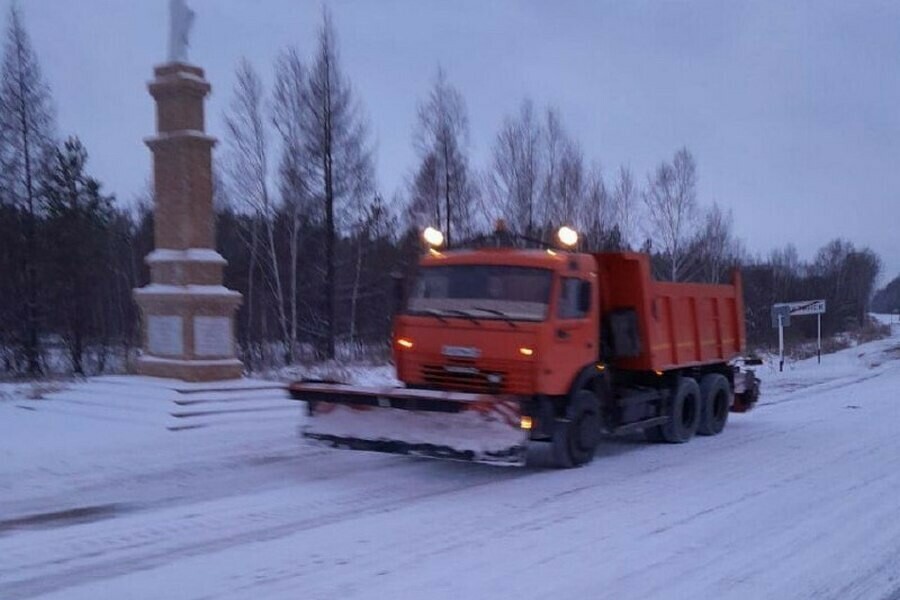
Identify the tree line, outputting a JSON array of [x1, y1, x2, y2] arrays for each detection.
[[0, 6, 886, 377], [872, 275, 900, 315]]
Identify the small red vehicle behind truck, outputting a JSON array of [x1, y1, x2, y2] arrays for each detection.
[[290, 227, 760, 468]]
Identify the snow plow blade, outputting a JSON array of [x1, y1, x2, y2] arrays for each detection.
[[289, 382, 528, 466]]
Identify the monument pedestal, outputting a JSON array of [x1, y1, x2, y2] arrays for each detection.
[[134, 262, 242, 381], [134, 63, 243, 382]]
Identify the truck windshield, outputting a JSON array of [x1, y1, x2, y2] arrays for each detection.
[[407, 265, 553, 322]]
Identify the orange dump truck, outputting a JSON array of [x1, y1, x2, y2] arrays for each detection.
[[290, 235, 760, 468]]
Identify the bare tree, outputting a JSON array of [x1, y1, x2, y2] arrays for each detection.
[[0, 3, 55, 374], [407, 151, 441, 228], [769, 243, 801, 277], [689, 201, 738, 283], [812, 239, 880, 326], [223, 58, 291, 360], [642, 147, 699, 281], [272, 47, 311, 362], [541, 108, 563, 227], [611, 165, 638, 249], [556, 140, 586, 228], [412, 67, 475, 245], [542, 108, 586, 230], [347, 193, 393, 350], [300, 10, 373, 359], [487, 98, 543, 236], [582, 162, 617, 249]]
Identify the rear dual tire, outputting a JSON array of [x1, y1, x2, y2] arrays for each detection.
[[646, 377, 701, 443], [698, 373, 731, 436]]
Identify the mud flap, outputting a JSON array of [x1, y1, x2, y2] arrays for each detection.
[[291, 383, 529, 466]]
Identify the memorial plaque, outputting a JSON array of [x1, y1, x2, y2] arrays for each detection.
[[148, 315, 184, 356], [194, 316, 232, 357]]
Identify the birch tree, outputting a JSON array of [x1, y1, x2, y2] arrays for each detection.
[[223, 59, 291, 360], [272, 47, 311, 361]]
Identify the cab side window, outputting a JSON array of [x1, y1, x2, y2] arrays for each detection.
[[558, 278, 589, 319]]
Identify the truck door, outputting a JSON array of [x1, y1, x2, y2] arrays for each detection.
[[554, 277, 598, 377]]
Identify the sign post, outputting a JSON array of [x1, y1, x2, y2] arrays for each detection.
[[817, 313, 822, 364], [772, 300, 826, 371], [771, 305, 791, 372], [778, 314, 785, 372]]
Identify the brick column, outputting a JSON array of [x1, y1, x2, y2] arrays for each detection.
[[133, 62, 243, 381]]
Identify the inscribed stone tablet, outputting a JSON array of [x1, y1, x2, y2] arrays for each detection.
[[148, 315, 184, 356], [194, 316, 231, 357]]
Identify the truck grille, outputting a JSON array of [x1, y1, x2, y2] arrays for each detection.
[[418, 357, 531, 394]]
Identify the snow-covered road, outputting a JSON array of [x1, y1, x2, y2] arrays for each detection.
[[2, 326, 900, 599]]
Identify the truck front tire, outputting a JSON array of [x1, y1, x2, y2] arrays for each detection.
[[552, 389, 602, 468]]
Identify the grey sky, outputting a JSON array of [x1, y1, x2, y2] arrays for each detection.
[[8, 0, 900, 280]]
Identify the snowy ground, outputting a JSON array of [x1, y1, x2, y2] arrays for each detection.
[[1, 320, 900, 599]]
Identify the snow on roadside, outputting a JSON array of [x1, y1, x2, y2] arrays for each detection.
[[0, 361, 399, 528], [749, 317, 900, 397], [871, 312, 900, 326]]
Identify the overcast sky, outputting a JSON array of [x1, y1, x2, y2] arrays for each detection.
[[7, 0, 900, 280]]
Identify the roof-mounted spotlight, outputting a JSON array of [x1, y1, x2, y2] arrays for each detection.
[[557, 225, 579, 248], [423, 226, 445, 248]]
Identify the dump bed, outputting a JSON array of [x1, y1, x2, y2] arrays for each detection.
[[595, 252, 746, 372]]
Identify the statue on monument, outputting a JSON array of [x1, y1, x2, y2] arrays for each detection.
[[167, 0, 195, 63]]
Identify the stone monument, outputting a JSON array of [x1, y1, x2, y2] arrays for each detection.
[[133, 0, 243, 381]]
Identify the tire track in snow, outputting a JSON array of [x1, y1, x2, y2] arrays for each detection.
[[0, 462, 526, 599]]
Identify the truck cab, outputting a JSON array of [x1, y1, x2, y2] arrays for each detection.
[[393, 248, 600, 398]]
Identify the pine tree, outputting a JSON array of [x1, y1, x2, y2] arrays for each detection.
[[42, 137, 115, 375], [0, 3, 56, 374]]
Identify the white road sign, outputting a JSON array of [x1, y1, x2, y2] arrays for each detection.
[[782, 299, 826, 316]]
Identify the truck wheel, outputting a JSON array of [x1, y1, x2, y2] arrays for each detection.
[[659, 377, 701, 443], [698, 374, 731, 436], [552, 389, 602, 468]]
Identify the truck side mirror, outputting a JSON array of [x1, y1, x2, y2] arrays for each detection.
[[578, 281, 591, 314], [391, 271, 406, 315]]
